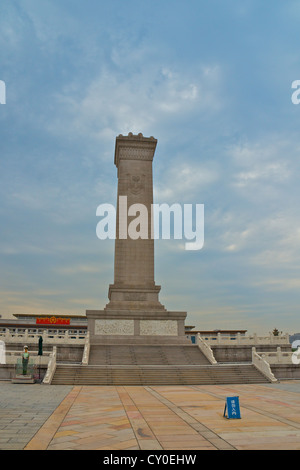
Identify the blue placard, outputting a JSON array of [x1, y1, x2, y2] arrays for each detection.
[[223, 396, 241, 419]]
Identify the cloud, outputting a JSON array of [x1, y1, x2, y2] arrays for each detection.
[[154, 161, 219, 203], [46, 62, 223, 147], [229, 137, 298, 197], [56, 264, 103, 275], [252, 278, 300, 292], [231, 148, 291, 192]]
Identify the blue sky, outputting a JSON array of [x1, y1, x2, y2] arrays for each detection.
[[1, 0, 300, 334]]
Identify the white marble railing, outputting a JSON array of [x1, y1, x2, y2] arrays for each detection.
[[0, 329, 87, 344], [43, 346, 57, 384], [82, 331, 90, 366], [4, 350, 51, 365], [252, 347, 277, 382], [196, 334, 217, 364], [255, 347, 294, 365], [200, 332, 290, 346]]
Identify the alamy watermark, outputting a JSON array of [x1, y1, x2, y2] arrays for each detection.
[[96, 197, 204, 251], [291, 80, 300, 105], [0, 80, 6, 104]]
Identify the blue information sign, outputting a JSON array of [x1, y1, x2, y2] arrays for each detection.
[[223, 396, 241, 419]]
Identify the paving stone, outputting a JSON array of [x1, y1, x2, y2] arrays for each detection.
[[1, 381, 300, 450], [0, 382, 72, 450]]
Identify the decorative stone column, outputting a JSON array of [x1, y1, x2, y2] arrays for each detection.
[[86, 133, 187, 345]]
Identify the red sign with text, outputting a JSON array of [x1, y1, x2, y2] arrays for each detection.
[[36, 316, 70, 325]]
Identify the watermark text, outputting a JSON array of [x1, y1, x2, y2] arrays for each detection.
[[96, 197, 204, 251], [291, 80, 300, 104], [0, 80, 6, 104]]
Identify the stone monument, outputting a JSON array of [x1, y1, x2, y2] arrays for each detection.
[[86, 133, 187, 345]]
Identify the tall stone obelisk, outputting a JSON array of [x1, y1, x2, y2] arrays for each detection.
[[109, 132, 163, 311], [86, 133, 187, 345]]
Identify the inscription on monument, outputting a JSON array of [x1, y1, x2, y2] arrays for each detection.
[[124, 293, 147, 301], [140, 320, 178, 336], [95, 319, 134, 336]]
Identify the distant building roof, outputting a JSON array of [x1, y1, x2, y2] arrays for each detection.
[[13, 313, 87, 319]]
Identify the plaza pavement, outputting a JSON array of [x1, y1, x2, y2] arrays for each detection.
[[0, 380, 300, 450]]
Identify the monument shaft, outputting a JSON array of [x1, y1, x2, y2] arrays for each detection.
[[108, 133, 163, 311], [86, 133, 187, 344], [114, 133, 156, 289]]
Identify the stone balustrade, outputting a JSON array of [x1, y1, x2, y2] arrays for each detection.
[[4, 350, 51, 365], [82, 332, 90, 366], [43, 346, 57, 384], [196, 333, 217, 364], [252, 347, 277, 382], [0, 328, 87, 344], [255, 347, 294, 364], [201, 332, 290, 346]]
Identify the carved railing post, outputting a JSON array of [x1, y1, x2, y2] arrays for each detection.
[[43, 346, 57, 384], [82, 332, 90, 366]]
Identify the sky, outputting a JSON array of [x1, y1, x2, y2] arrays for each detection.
[[1, 0, 300, 335]]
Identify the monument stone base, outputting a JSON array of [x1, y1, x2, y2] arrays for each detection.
[[86, 309, 188, 345]]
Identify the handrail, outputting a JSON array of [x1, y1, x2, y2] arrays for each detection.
[[198, 332, 290, 346], [256, 347, 294, 364], [5, 350, 51, 355], [196, 333, 217, 364], [82, 332, 90, 366], [0, 328, 87, 344], [4, 350, 51, 365], [252, 347, 277, 382], [43, 346, 57, 384]]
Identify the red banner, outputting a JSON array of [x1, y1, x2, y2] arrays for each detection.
[[36, 316, 70, 325]]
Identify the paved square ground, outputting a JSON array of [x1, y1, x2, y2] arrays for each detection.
[[1, 381, 300, 450]]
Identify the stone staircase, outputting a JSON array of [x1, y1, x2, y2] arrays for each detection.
[[51, 363, 269, 385], [49, 344, 270, 385], [88, 344, 210, 366]]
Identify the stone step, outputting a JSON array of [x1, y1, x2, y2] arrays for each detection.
[[51, 364, 269, 385], [88, 345, 210, 366]]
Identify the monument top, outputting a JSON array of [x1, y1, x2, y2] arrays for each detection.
[[114, 132, 157, 167], [116, 132, 157, 141]]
